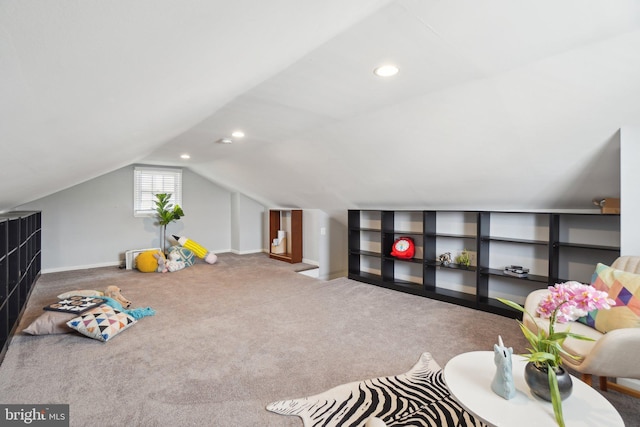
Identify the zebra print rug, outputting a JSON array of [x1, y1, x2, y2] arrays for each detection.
[[266, 352, 486, 427]]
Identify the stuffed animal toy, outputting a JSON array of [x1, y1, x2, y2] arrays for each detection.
[[172, 235, 217, 264], [153, 251, 167, 273], [136, 250, 161, 273], [104, 285, 132, 308], [156, 250, 186, 273]]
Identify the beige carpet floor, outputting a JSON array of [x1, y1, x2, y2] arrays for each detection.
[[0, 253, 637, 426]]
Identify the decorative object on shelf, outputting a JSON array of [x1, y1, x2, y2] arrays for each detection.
[[455, 249, 471, 267], [504, 265, 529, 278], [438, 252, 452, 266], [491, 335, 516, 400], [155, 193, 184, 255], [390, 236, 415, 259], [593, 197, 620, 214], [498, 281, 615, 427], [271, 230, 286, 254]]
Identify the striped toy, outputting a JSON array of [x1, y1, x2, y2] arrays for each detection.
[[172, 235, 217, 264]]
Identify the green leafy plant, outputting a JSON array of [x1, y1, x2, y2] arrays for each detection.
[[154, 193, 184, 254], [455, 249, 471, 267], [498, 281, 614, 427]]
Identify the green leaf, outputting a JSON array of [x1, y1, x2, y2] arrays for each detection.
[[154, 193, 185, 225], [497, 298, 541, 332], [172, 205, 184, 219], [517, 322, 539, 347], [553, 331, 595, 342], [548, 367, 565, 427], [497, 298, 525, 313]]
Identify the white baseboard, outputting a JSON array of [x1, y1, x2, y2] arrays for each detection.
[[230, 248, 264, 255], [298, 268, 320, 278], [42, 261, 121, 274], [41, 251, 317, 274]]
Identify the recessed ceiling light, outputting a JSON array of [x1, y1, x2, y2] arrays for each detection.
[[180, 154, 190, 159], [231, 131, 245, 138], [216, 138, 233, 144], [373, 64, 399, 77]]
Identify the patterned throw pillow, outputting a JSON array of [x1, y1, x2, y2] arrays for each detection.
[[577, 263, 640, 333], [169, 245, 195, 266], [67, 304, 136, 342]]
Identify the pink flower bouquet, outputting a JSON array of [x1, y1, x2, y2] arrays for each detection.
[[499, 281, 615, 427]]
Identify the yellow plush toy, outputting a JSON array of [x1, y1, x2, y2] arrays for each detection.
[[136, 250, 164, 273], [172, 235, 217, 264]]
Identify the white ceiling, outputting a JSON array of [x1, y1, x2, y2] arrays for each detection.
[[2, 0, 640, 213]]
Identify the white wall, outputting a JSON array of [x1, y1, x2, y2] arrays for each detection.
[[615, 126, 640, 392], [324, 211, 348, 280], [231, 192, 266, 255], [302, 210, 321, 266], [298, 209, 349, 280], [260, 209, 334, 273], [14, 165, 239, 272], [621, 126, 640, 255]]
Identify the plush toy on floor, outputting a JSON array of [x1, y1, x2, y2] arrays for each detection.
[[104, 285, 132, 308], [168, 245, 195, 267], [156, 250, 186, 273], [173, 235, 217, 264], [136, 249, 162, 273], [136, 248, 192, 273]]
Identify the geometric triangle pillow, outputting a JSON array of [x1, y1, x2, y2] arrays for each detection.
[[67, 304, 136, 342], [576, 263, 640, 333]]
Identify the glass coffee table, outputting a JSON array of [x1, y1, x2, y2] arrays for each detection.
[[443, 351, 624, 426]]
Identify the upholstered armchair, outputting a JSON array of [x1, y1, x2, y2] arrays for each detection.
[[523, 256, 640, 398]]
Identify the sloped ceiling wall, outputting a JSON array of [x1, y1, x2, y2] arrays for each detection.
[[2, 1, 639, 213]]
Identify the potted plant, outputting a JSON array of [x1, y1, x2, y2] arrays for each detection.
[[455, 249, 471, 267], [155, 193, 184, 255], [498, 281, 614, 427]]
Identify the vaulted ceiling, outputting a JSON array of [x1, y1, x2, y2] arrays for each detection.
[[2, 1, 639, 213]]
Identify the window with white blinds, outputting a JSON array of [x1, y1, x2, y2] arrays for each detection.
[[133, 167, 182, 216]]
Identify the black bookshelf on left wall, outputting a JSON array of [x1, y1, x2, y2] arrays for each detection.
[[0, 211, 41, 363]]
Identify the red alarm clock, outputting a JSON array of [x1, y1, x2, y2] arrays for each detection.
[[390, 236, 415, 259]]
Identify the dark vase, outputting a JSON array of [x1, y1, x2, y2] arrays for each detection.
[[524, 362, 573, 402]]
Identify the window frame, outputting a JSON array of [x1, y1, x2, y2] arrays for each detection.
[[133, 166, 183, 217]]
